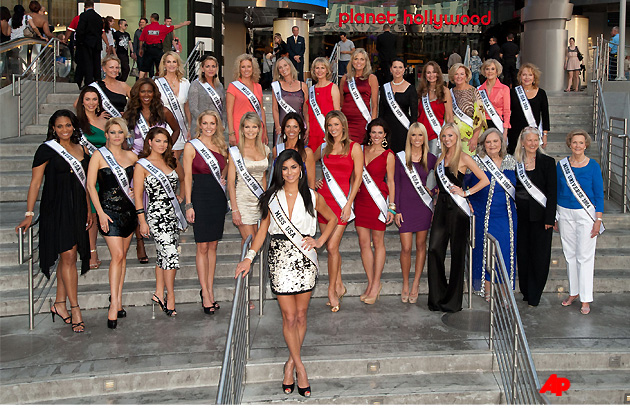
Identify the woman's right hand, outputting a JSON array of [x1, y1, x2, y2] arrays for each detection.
[[139, 221, 150, 238], [315, 179, 323, 190], [235, 259, 252, 278], [394, 212, 403, 228], [275, 125, 281, 138], [229, 132, 236, 146], [186, 208, 195, 224], [98, 211, 113, 233], [15, 216, 33, 233], [232, 210, 242, 226], [553, 221, 559, 232]]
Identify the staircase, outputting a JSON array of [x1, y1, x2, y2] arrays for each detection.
[[0, 89, 628, 404]]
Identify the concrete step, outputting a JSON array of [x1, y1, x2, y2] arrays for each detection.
[[40, 103, 76, 115], [548, 115, 593, 126], [549, 105, 592, 115], [0, 156, 36, 172], [23, 125, 47, 136], [539, 370, 630, 405], [46, 93, 79, 105]]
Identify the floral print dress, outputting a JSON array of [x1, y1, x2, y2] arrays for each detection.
[[145, 170, 181, 270]]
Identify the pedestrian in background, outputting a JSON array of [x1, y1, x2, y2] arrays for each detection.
[[114, 19, 133, 82], [500, 34, 519, 88], [75, 0, 103, 88], [286, 26, 305, 82], [132, 18, 148, 78], [469, 50, 482, 87]]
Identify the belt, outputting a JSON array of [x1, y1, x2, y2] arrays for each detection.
[[146, 43, 163, 48]]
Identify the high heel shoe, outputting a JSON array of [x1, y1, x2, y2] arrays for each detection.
[[151, 293, 166, 312], [401, 290, 409, 303], [109, 295, 127, 318], [408, 292, 419, 304], [107, 319, 117, 329], [136, 238, 149, 264], [282, 362, 295, 394], [70, 305, 85, 333], [89, 249, 102, 269], [338, 286, 347, 301], [200, 290, 215, 315], [164, 296, 177, 317], [297, 385, 311, 397], [50, 301, 71, 324], [364, 284, 383, 305]]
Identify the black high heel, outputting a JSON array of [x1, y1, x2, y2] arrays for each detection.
[[50, 301, 71, 324], [107, 319, 117, 329], [70, 305, 85, 333], [297, 385, 311, 397], [151, 294, 166, 312], [200, 289, 215, 315], [282, 362, 295, 394], [109, 295, 127, 318], [164, 294, 177, 317]]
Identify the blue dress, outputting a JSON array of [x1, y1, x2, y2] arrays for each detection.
[[466, 154, 517, 294]]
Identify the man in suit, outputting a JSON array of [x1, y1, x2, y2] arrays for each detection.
[[376, 24, 397, 83], [74, 0, 102, 88], [486, 37, 501, 61], [500, 33, 519, 88], [286, 26, 305, 81]]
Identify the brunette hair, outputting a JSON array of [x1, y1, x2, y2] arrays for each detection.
[[139, 127, 177, 169], [11, 5, 25, 29], [46, 110, 81, 145], [198, 55, 219, 85], [280, 112, 307, 160], [28, 1, 41, 13], [322, 110, 351, 157], [76, 86, 104, 135], [417, 61, 446, 102], [362, 118, 391, 148], [0, 7, 11, 22], [123, 78, 166, 130]]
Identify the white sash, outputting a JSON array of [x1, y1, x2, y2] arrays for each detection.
[[396, 151, 434, 212], [309, 85, 326, 134], [437, 160, 471, 216], [45, 140, 86, 189], [276, 142, 285, 156], [347, 77, 371, 126], [228, 146, 265, 199], [137, 113, 151, 140], [559, 157, 605, 234], [478, 88, 504, 133], [421, 94, 442, 149], [383, 82, 410, 130], [232, 80, 263, 121], [137, 158, 187, 230], [450, 89, 474, 129], [189, 139, 226, 195], [515, 86, 544, 144], [271, 81, 297, 115], [321, 143, 355, 221], [99, 147, 135, 206], [79, 130, 97, 155], [516, 161, 547, 207], [361, 147, 388, 223], [198, 79, 223, 113], [156, 77, 188, 138], [478, 155, 515, 200], [89, 82, 121, 118], [269, 193, 319, 269]]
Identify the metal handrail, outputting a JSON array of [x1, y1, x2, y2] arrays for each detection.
[[485, 233, 549, 405], [330, 42, 340, 85], [0, 37, 50, 54], [183, 41, 205, 82], [216, 235, 253, 405], [258, 234, 269, 316]]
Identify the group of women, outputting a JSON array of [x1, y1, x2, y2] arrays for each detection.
[[16, 48, 604, 397]]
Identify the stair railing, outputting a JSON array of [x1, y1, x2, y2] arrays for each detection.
[[485, 233, 549, 404], [216, 235, 252, 404], [183, 41, 205, 82]]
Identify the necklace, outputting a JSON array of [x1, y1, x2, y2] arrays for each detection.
[[392, 79, 404, 86], [570, 155, 588, 165]]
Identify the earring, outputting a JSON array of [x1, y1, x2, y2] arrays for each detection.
[[300, 169, 303, 179], [368, 139, 373, 146], [382, 139, 388, 149]]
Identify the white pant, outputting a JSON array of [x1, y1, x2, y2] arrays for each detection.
[[557, 205, 597, 302]]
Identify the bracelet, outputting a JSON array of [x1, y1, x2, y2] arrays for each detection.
[[244, 249, 256, 261], [388, 203, 396, 211], [184, 203, 193, 211], [464, 189, 471, 197], [136, 209, 145, 215], [232, 209, 240, 213], [228, 132, 235, 136], [24, 211, 34, 217], [387, 209, 396, 216], [596, 217, 603, 221]]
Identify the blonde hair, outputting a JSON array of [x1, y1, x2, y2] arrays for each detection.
[[104, 117, 130, 142], [272, 56, 298, 82], [437, 123, 463, 175], [471, 50, 479, 57], [198, 55, 219, 86], [476, 128, 507, 158], [237, 112, 266, 157], [323, 110, 351, 157], [518, 63, 541, 87], [194, 110, 227, 156], [158, 51, 185, 80], [513, 127, 545, 162], [233, 53, 261, 83], [101, 54, 121, 67], [311, 57, 332, 82], [405, 122, 429, 172], [565, 129, 592, 149], [346, 48, 372, 80], [448, 63, 472, 83], [481, 59, 503, 77]]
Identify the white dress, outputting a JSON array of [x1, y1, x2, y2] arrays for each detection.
[[159, 78, 191, 150]]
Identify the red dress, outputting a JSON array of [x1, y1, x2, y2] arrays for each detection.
[[308, 82, 336, 151], [317, 142, 356, 226], [418, 97, 446, 141], [342, 77, 372, 143], [354, 149, 393, 231]]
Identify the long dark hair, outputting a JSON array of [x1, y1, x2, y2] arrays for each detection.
[[362, 118, 391, 148], [11, 5, 25, 29], [138, 127, 177, 170], [123, 78, 166, 131], [280, 112, 306, 160], [260, 149, 314, 219], [417, 61, 447, 102], [76, 86, 104, 136], [46, 110, 81, 144], [1, 7, 11, 22]]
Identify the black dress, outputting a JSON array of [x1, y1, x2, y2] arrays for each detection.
[[33, 143, 90, 278], [97, 80, 128, 113], [506, 88, 549, 154], [427, 167, 469, 312], [96, 166, 137, 237], [378, 84, 419, 153], [191, 148, 228, 243]]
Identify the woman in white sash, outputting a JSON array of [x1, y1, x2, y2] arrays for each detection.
[[226, 53, 267, 146], [394, 123, 438, 304], [236, 149, 337, 398], [513, 127, 557, 307], [417, 61, 454, 156], [507, 63, 549, 154], [75, 55, 131, 115], [378, 59, 418, 153], [183, 110, 228, 315], [314, 111, 363, 311], [449, 63, 486, 156], [157, 51, 191, 157], [427, 123, 489, 313], [188, 55, 226, 135], [339, 48, 379, 143], [467, 128, 517, 299], [86, 118, 138, 329], [134, 127, 185, 316], [76, 86, 109, 270], [271, 56, 309, 144], [273, 112, 316, 189], [307, 57, 340, 151], [227, 112, 271, 245], [478, 59, 511, 141], [17, 110, 92, 333], [354, 119, 395, 304], [555, 130, 604, 315]]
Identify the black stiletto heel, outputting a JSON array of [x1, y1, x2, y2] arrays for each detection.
[[151, 294, 166, 312], [200, 289, 215, 315], [50, 301, 71, 324], [282, 362, 295, 394], [107, 319, 117, 329], [109, 295, 127, 318], [70, 305, 85, 333], [297, 385, 311, 397]]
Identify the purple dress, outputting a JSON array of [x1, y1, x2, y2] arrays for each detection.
[[394, 153, 437, 233]]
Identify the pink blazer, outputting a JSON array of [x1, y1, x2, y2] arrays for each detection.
[[479, 79, 511, 130]]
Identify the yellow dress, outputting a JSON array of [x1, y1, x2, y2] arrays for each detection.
[[452, 88, 487, 155]]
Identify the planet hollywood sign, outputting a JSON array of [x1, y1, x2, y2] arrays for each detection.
[[338, 9, 491, 29]]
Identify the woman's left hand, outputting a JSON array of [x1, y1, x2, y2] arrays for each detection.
[[468, 136, 478, 152], [340, 204, 352, 223], [302, 237, 322, 251], [590, 221, 601, 238], [220, 177, 227, 187], [86, 213, 94, 230], [385, 211, 394, 225]]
